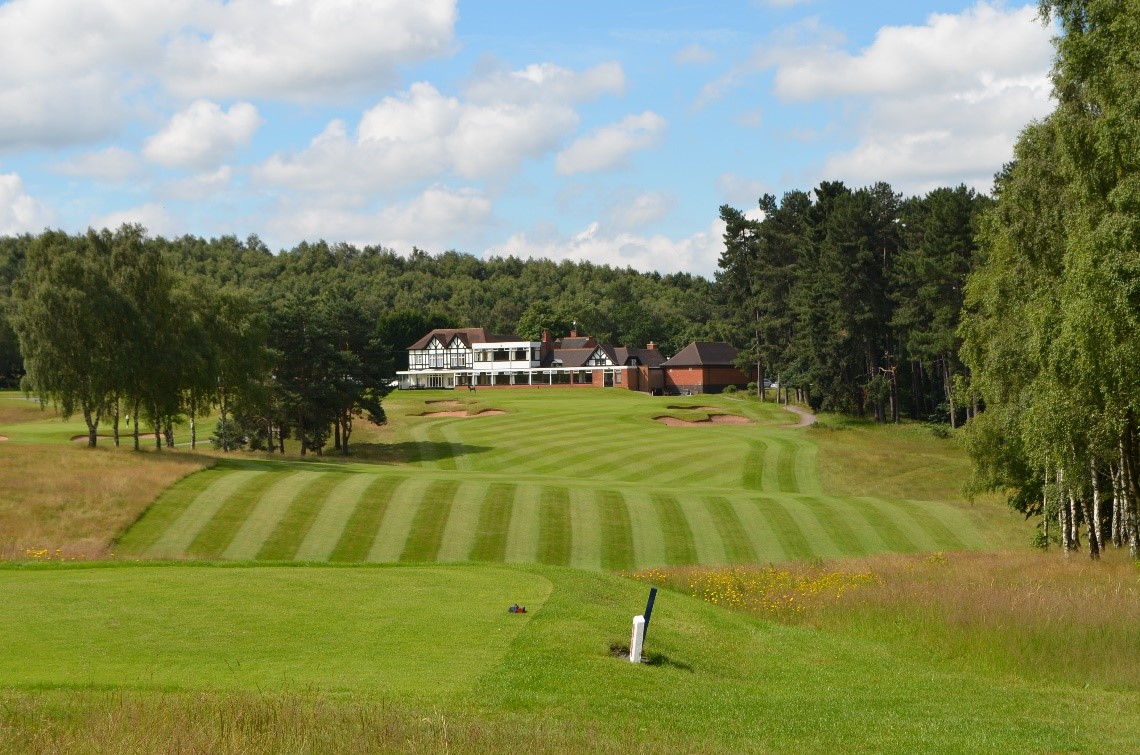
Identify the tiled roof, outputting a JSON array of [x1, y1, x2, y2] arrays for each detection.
[[557, 336, 594, 349], [615, 347, 666, 368], [407, 328, 490, 350], [661, 341, 740, 368], [552, 347, 598, 367]]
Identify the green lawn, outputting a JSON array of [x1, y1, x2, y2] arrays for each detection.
[[1, 562, 1134, 754], [116, 389, 997, 566]]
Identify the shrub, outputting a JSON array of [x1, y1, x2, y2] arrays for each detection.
[[723, 385, 738, 395]]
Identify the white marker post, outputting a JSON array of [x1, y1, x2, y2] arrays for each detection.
[[629, 615, 646, 663]]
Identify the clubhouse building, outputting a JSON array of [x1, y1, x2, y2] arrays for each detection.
[[397, 327, 752, 395]]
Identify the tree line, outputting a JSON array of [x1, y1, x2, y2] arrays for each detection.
[[716, 181, 991, 425]]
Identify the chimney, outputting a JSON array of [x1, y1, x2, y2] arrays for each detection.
[[541, 328, 553, 360], [647, 341, 657, 350], [570, 327, 579, 338]]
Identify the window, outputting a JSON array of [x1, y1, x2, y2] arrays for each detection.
[[514, 348, 527, 360]]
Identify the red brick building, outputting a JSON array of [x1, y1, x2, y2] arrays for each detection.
[[661, 342, 751, 395]]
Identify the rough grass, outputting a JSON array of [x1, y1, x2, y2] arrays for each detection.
[[0, 444, 211, 559], [634, 547, 1140, 691], [2, 562, 1138, 754]]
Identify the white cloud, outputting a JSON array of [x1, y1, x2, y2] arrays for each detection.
[[717, 173, 772, 208], [266, 185, 495, 252], [602, 191, 676, 231], [772, 3, 1051, 100], [158, 165, 233, 201], [163, 0, 457, 100], [89, 202, 175, 236], [144, 100, 262, 170], [761, 2, 1055, 193], [0, 0, 198, 147], [0, 173, 53, 234], [490, 216, 728, 277], [463, 61, 625, 105], [0, 0, 456, 148], [52, 147, 144, 181], [555, 112, 667, 175], [258, 63, 624, 192], [674, 44, 716, 66]]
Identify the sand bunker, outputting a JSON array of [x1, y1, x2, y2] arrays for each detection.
[[424, 400, 465, 407], [419, 409, 506, 418], [0, 435, 8, 441], [655, 414, 750, 426]]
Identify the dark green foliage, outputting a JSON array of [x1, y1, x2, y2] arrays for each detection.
[[717, 182, 989, 423]]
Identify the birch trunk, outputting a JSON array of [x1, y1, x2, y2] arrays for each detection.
[[1058, 468, 1071, 555], [1111, 461, 1122, 547], [1091, 460, 1103, 551], [1078, 491, 1100, 560]]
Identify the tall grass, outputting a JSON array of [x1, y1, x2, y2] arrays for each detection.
[[0, 690, 677, 755], [635, 548, 1140, 690], [0, 444, 211, 559]]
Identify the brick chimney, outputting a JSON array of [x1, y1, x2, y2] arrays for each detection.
[[541, 328, 553, 360], [647, 341, 657, 350], [570, 326, 579, 338]]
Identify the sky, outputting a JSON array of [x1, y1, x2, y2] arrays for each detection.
[[0, 0, 1057, 277]]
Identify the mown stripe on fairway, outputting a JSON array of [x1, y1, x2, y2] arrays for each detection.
[[797, 496, 869, 557], [469, 483, 515, 562], [651, 493, 697, 565], [752, 497, 815, 560], [840, 496, 922, 553], [794, 440, 822, 494], [568, 487, 602, 571], [505, 483, 541, 563], [421, 422, 459, 472], [142, 469, 249, 557], [258, 473, 349, 560], [123, 469, 232, 555], [437, 422, 472, 472], [769, 495, 844, 558], [705, 496, 759, 563], [186, 472, 280, 558], [400, 480, 459, 562], [294, 472, 378, 561], [223, 471, 323, 560], [673, 495, 727, 565], [537, 487, 572, 566], [775, 439, 800, 494], [597, 490, 635, 571], [731, 499, 789, 562], [435, 480, 489, 562], [889, 498, 978, 550], [742, 441, 766, 491], [625, 491, 667, 569], [762, 439, 784, 493], [369, 477, 436, 562], [328, 476, 406, 562]]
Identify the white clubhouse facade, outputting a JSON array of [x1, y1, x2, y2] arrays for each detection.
[[397, 327, 664, 392]]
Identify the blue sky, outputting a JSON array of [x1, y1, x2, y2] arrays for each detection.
[[0, 0, 1055, 276]]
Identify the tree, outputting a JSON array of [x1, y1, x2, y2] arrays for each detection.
[[11, 230, 124, 446]]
